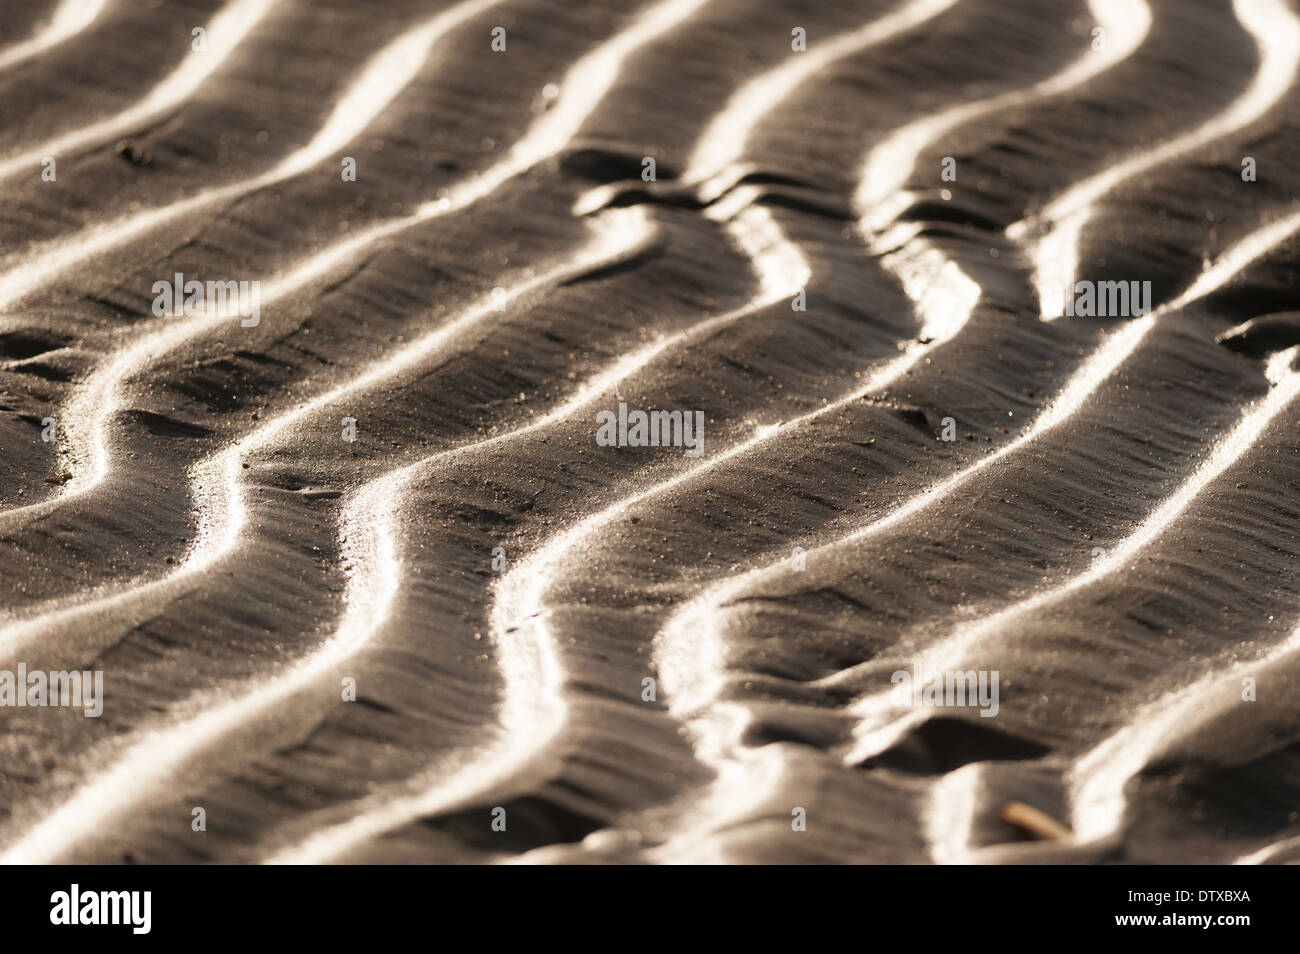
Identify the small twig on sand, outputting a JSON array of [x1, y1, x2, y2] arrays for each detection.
[[1001, 801, 1074, 843]]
